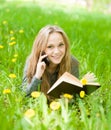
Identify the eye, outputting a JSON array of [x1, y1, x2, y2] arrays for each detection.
[[47, 45, 53, 48], [59, 43, 64, 47]]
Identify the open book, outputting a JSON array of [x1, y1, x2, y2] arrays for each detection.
[[47, 72, 100, 98]]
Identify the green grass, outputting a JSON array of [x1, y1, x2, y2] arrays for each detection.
[[0, 2, 111, 130]]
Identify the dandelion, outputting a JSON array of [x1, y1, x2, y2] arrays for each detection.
[[10, 37, 15, 41], [81, 78, 87, 85], [31, 91, 41, 98], [10, 30, 14, 34], [86, 109, 90, 117], [80, 91, 85, 98], [0, 45, 4, 49], [14, 54, 18, 57], [50, 101, 61, 110], [11, 58, 17, 63], [3, 88, 11, 94], [3, 20, 8, 25], [96, 113, 100, 117], [19, 29, 24, 33], [24, 109, 35, 118], [63, 93, 73, 99], [9, 73, 16, 79], [9, 41, 16, 46]]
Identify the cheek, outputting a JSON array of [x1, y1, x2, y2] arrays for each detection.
[[45, 51, 51, 56], [62, 47, 66, 54], [45, 49, 50, 54], [45, 51, 52, 58]]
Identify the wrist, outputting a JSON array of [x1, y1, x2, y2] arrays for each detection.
[[34, 73, 42, 80]]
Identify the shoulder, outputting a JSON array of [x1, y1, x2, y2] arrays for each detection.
[[70, 55, 79, 78], [71, 55, 79, 66]]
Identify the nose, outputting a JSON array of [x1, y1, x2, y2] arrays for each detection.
[[53, 47, 59, 53]]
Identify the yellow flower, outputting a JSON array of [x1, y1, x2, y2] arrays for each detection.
[[96, 113, 100, 117], [3, 20, 8, 25], [19, 29, 24, 33], [80, 91, 85, 98], [31, 91, 41, 98], [11, 58, 17, 63], [10, 30, 14, 34], [81, 78, 87, 85], [9, 73, 16, 78], [63, 93, 73, 99], [9, 41, 16, 46], [10, 37, 15, 41], [0, 45, 4, 49], [50, 101, 61, 110], [14, 54, 18, 57], [87, 109, 90, 117], [24, 109, 35, 118], [3, 88, 11, 94]]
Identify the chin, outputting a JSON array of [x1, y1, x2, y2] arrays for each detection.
[[52, 60, 61, 65], [50, 58, 63, 65]]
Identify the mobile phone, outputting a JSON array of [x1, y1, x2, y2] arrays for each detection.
[[42, 51, 50, 66]]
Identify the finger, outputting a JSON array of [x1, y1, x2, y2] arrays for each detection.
[[41, 61, 46, 68], [38, 52, 48, 62]]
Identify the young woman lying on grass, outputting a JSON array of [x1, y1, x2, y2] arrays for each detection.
[[22, 25, 79, 100]]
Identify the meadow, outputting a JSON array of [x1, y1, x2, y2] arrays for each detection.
[[0, 1, 111, 130]]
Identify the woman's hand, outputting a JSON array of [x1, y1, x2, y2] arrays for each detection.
[[35, 52, 47, 79]]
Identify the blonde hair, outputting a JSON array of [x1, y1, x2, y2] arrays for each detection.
[[26, 25, 71, 95]]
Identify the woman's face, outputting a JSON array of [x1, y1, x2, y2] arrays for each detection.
[[45, 32, 66, 66]]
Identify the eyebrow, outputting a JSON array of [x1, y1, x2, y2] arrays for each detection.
[[47, 41, 64, 44], [58, 40, 64, 43]]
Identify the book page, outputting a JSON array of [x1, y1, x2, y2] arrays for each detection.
[[86, 82, 100, 86]]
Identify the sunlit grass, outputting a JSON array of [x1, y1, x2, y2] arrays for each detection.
[[0, 2, 111, 130]]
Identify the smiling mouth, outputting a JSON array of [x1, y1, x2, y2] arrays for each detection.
[[52, 56, 61, 59]]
